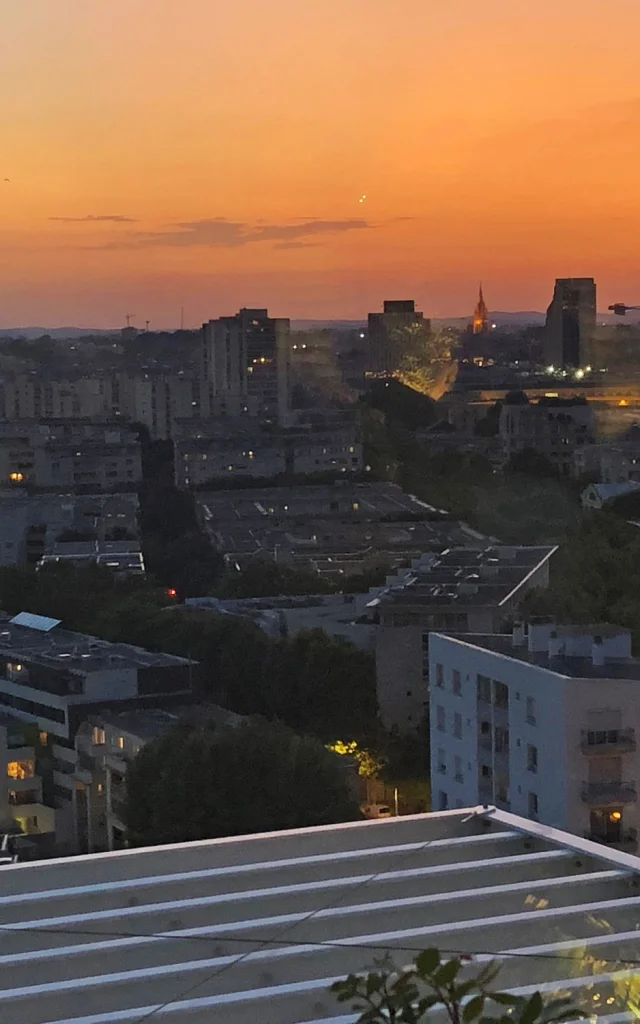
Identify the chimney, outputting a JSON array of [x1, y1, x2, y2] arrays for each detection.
[[528, 622, 554, 653], [512, 622, 526, 647], [548, 631, 564, 658], [592, 635, 605, 667]]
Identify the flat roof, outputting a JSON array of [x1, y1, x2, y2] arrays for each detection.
[[0, 614, 193, 673], [373, 545, 556, 609], [437, 631, 640, 680], [1, 807, 639, 1024]]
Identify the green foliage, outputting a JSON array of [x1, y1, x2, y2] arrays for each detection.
[[216, 560, 333, 598], [363, 380, 438, 431], [506, 447, 558, 479], [331, 947, 580, 1024], [124, 718, 361, 846], [521, 513, 640, 647]]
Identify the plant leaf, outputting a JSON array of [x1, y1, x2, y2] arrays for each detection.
[[434, 958, 462, 986], [415, 948, 441, 976], [517, 991, 543, 1024], [463, 994, 486, 1021]]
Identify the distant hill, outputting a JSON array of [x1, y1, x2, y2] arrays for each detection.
[[0, 327, 118, 340]]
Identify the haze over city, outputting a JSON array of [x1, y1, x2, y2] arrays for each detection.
[[2, 0, 640, 326]]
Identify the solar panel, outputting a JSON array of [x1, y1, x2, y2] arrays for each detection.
[[10, 612, 61, 632]]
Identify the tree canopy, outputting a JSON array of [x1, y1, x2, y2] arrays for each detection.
[[124, 718, 361, 846]]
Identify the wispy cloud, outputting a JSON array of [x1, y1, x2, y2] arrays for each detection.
[[105, 217, 371, 249], [49, 214, 137, 223]]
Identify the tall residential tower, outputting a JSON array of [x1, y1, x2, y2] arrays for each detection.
[[544, 278, 596, 370]]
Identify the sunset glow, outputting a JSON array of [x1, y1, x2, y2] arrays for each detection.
[[2, 0, 640, 325]]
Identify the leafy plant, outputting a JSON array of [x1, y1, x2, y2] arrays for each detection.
[[331, 948, 581, 1024]]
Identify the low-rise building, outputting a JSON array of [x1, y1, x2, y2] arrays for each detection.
[[373, 544, 557, 733], [0, 714, 55, 847], [429, 622, 640, 850], [74, 705, 243, 852], [0, 611, 196, 851], [581, 480, 640, 510]]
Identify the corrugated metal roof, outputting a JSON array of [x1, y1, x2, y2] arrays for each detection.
[[1, 807, 639, 1024]]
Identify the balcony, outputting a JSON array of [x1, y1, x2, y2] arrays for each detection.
[[584, 828, 638, 853], [581, 781, 637, 805], [581, 728, 636, 755]]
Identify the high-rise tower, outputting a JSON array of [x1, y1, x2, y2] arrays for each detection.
[[544, 278, 596, 370], [472, 284, 489, 335]]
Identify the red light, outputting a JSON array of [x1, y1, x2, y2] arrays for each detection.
[[167, 588, 177, 598]]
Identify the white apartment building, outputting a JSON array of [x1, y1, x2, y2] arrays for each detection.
[[430, 622, 640, 851]]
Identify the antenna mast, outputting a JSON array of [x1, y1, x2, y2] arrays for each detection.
[[124, 313, 136, 328]]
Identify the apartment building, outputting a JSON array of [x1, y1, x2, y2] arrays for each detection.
[[74, 705, 243, 852], [0, 714, 55, 847], [373, 545, 557, 733], [202, 308, 291, 425], [173, 419, 362, 487], [430, 622, 640, 851], [0, 491, 140, 567], [500, 395, 595, 474], [0, 611, 195, 850], [0, 420, 142, 490]]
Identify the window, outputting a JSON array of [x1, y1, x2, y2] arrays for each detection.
[[436, 706, 446, 732], [454, 755, 463, 783], [97, 783, 104, 794], [116, 736, 125, 749], [493, 681, 509, 709], [453, 712, 462, 739], [477, 675, 491, 703], [527, 744, 538, 773], [481, 764, 492, 778], [92, 727, 106, 746], [494, 726, 509, 754], [528, 791, 539, 818], [452, 670, 461, 696], [526, 696, 537, 725], [437, 748, 446, 774], [7, 760, 35, 780], [435, 663, 444, 688], [438, 790, 448, 811], [39, 731, 48, 745]]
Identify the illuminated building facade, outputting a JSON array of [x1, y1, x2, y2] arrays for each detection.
[[472, 284, 489, 334]]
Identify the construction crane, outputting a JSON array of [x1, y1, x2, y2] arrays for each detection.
[[609, 303, 640, 316], [124, 312, 136, 328]]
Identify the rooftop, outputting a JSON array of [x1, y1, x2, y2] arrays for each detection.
[[1, 806, 640, 1024], [371, 545, 556, 609], [438, 627, 640, 680], [0, 613, 192, 674], [84, 704, 244, 743]]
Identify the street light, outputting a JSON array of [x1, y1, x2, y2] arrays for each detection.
[[609, 303, 640, 316]]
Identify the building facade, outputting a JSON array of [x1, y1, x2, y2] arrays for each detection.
[[544, 277, 597, 370], [202, 308, 291, 425], [0, 612, 195, 851], [430, 622, 640, 851]]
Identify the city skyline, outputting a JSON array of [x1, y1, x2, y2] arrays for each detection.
[[2, 0, 640, 326]]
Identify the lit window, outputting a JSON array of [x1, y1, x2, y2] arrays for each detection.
[[97, 783, 104, 794], [7, 760, 35, 780], [116, 736, 125, 749], [8, 472, 24, 482], [39, 731, 48, 745], [92, 727, 106, 745]]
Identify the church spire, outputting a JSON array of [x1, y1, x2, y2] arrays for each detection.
[[472, 282, 489, 335]]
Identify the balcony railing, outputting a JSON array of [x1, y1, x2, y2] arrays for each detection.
[[581, 780, 637, 804], [581, 728, 636, 754], [584, 828, 638, 851]]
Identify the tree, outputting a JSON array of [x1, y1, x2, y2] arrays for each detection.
[[332, 947, 579, 1024], [506, 447, 558, 478], [123, 719, 361, 846], [216, 560, 332, 598]]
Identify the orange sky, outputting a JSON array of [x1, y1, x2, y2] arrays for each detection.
[[2, 0, 640, 327]]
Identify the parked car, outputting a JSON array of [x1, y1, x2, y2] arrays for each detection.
[[360, 803, 393, 819]]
